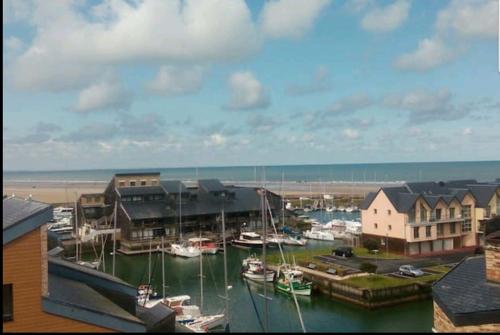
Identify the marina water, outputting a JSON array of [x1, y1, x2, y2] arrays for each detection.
[[84, 211, 433, 332]]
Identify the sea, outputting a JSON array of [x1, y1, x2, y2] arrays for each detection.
[[3, 160, 500, 183]]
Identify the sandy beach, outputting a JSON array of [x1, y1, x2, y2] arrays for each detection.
[[2, 180, 401, 204]]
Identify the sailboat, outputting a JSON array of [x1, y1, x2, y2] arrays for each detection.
[[171, 181, 201, 258]]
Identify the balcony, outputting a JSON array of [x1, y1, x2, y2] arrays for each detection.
[[407, 216, 465, 226]]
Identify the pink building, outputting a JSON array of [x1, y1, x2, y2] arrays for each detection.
[[360, 180, 500, 255]]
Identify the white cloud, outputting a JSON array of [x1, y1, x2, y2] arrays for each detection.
[[394, 0, 498, 71], [146, 65, 205, 96], [204, 133, 227, 147], [436, 0, 498, 39], [395, 38, 456, 71], [260, 0, 330, 39], [361, 0, 411, 32], [72, 77, 132, 113], [345, 0, 375, 13], [3, 0, 33, 24], [328, 94, 372, 114], [462, 127, 473, 135], [343, 128, 360, 140], [384, 89, 471, 124], [287, 65, 331, 96], [224, 71, 270, 110]]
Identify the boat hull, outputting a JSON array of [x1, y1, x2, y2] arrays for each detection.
[[242, 271, 275, 282], [275, 281, 312, 296]]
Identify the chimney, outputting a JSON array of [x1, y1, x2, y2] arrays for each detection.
[[485, 231, 500, 283]]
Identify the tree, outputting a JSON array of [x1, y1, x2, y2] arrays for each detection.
[[364, 238, 379, 251]]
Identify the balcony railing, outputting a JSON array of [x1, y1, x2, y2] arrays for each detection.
[[407, 216, 465, 225]]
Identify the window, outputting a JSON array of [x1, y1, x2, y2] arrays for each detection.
[[435, 208, 442, 221], [450, 223, 456, 234], [486, 206, 491, 218], [388, 225, 392, 230], [387, 209, 391, 215], [462, 220, 472, 232], [151, 179, 159, 186], [3, 284, 13, 322], [462, 205, 471, 219], [130, 181, 136, 187], [426, 226, 431, 237], [437, 224, 443, 236], [374, 223, 378, 229], [119, 180, 125, 187], [420, 204, 427, 222], [449, 207, 455, 219], [413, 227, 419, 239], [141, 180, 147, 186], [374, 209, 377, 214]]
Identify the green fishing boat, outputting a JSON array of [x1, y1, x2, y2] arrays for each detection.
[[275, 266, 312, 296]]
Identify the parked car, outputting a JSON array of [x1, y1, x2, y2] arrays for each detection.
[[398, 265, 424, 277], [333, 246, 354, 257]]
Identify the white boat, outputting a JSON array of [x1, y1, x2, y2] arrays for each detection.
[[285, 202, 294, 210], [163, 295, 225, 331], [303, 224, 335, 241], [268, 234, 306, 246], [50, 226, 74, 233], [76, 260, 100, 269], [241, 255, 275, 282], [188, 237, 218, 255], [325, 206, 335, 212], [171, 242, 202, 258], [232, 232, 275, 248], [337, 206, 346, 212], [345, 207, 353, 213], [344, 220, 362, 235]]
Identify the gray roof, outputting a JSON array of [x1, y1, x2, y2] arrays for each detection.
[[115, 172, 160, 177], [45, 274, 145, 331], [160, 180, 188, 194], [120, 186, 270, 221], [121, 201, 174, 221], [359, 191, 377, 210], [423, 195, 442, 209], [198, 179, 226, 193], [433, 256, 500, 327], [467, 184, 499, 208], [405, 182, 449, 195], [3, 197, 53, 245], [136, 303, 175, 332], [445, 179, 478, 188], [117, 186, 166, 197]]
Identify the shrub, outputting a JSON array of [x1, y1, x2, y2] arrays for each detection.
[[360, 262, 378, 273], [364, 238, 379, 251]]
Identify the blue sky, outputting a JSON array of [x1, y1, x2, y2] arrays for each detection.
[[3, 0, 500, 171]]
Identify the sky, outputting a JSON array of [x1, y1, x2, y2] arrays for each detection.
[[3, 0, 500, 171]]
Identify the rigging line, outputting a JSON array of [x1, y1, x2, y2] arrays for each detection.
[[245, 279, 265, 333], [265, 196, 307, 333]]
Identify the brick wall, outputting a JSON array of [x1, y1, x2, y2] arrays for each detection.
[[485, 245, 500, 283], [433, 302, 500, 332]]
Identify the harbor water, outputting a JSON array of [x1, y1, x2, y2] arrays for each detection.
[[83, 212, 433, 332]]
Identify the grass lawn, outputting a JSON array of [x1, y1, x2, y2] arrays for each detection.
[[266, 247, 332, 265], [341, 272, 445, 289], [422, 265, 452, 274], [352, 247, 406, 260]]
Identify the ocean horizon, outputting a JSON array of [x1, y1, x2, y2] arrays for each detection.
[[3, 160, 500, 184]]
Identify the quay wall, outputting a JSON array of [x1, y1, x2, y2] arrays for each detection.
[[273, 265, 432, 309]]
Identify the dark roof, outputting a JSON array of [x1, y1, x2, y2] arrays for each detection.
[[44, 274, 145, 332], [467, 184, 499, 208], [3, 197, 53, 245], [359, 191, 377, 210], [423, 195, 442, 209], [484, 216, 500, 238], [160, 180, 188, 194], [121, 201, 174, 220], [116, 186, 166, 197], [136, 303, 175, 332], [441, 194, 459, 205], [198, 179, 226, 193], [115, 172, 160, 177], [449, 188, 470, 202], [445, 179, 478, 188], [405, 181, 449, 195], [433, 256, 500, 327]]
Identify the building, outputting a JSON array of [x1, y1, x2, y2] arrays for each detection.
[[77, 172, 282, 252], [432, 217, 500, 332], [359, 179, 500, 255], [3, 196, 174, 332]]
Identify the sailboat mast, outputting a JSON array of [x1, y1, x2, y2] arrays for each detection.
[[199, 228, 203, 313], [74, 192, 79, 262], [261, 180, 269, 332], [112, 201, 117, 276], [162, 235, 165, 298], [281, 172, 285, 228], [179, 182, 182, 240], [221, 197, 229, 329]]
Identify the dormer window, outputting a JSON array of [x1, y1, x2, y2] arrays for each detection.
[[374, 209, 377, 214], [387, 210, 391, 215]]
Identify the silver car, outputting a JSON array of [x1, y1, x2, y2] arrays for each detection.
[[398, 265, 424, 277]]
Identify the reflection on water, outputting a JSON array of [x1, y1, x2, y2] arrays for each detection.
[[86, 237, 433, 332]]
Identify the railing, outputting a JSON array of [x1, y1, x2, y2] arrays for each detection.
[[406, 216, 465, 225]]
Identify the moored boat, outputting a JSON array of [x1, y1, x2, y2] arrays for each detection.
[[232, 232, 277, 248], [241, 255, 275, 282], [275, 265, 312, 296], [171, 242, 202, 258], [188, 237, 218, 255]]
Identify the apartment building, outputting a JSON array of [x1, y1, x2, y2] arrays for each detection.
[[360, 179, 500, 255]]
